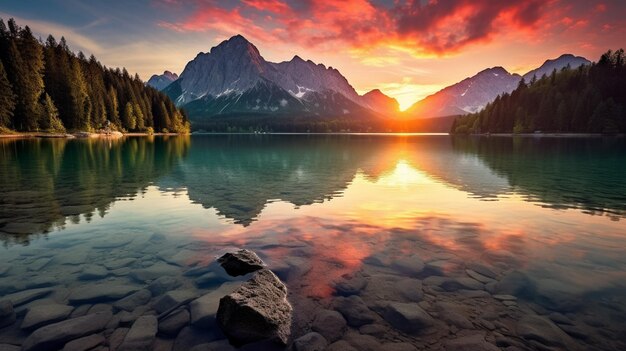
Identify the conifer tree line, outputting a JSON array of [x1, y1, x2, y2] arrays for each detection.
[[451, 49, 626, 134], [0, 18, 190, 134]]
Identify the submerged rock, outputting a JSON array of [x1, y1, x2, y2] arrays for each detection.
[[333, 295, 377, 327], [113, 289, 152, 312], [392, 255, 425, 276], [190, 282, 241, 328], [60, 334, 105, 351], [158, 308, 190, 336], [311, 310, 347, 342], [119, 315, 158, 351], [69, 284, 139, 304], [444, 333, 500, 351], [217, 249, 265, 276], [217, 269, 292, 346], [0, 300, 16, 328], [516, 315, 570, 347], [21, 304, 73, 330], [293, 332, 328, 351], [378, 302, 434, 333], [3, 288, 53, 306], [21, 311, 112, 351]]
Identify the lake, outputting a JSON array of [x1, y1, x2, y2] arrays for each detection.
[[1, 134, 625, 351]]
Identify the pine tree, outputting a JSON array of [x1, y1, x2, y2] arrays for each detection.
[[40, 93, 65, 133], [0, 60, 16, 128], [123, 102, 136, 131]]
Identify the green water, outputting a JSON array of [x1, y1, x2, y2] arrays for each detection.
[[1, 135, 625, 350]]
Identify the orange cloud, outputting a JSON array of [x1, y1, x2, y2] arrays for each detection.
[[156, 0, 626, 58]]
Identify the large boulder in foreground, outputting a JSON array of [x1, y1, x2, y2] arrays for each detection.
[[217, 249, 265, 276], [216, 269, 292, 346]]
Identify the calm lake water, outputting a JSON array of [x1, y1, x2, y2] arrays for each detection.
[[1, 135, 625, 351]]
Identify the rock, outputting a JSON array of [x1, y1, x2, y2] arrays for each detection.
[[423, 276, 484, 292], [129, 263, 180, 283], [172, 326, 224, 351], [293, 332, 327, 351], [548, 312, 573, 325], [395, 278, 423, 302], [311, 310, 346, 342], [91, 237, 134, 249], [21, 311, 112, 351], [333, 295, 377, 327], [534, 278, 582, 312], [466, 269, 495, 284], [119, 315, 158, 351], [466, 263, 498, 279], [0, 300, 16, 328], [21, 304, 74, 330], [78, 265, 109, 280], [60, 334, 105, 351], [444, 334, 500, 351], [195, 272, 226, 288], [216, 269, 292, 346], [68, 284, 139, 304], [378, 302, 434, 333], [108, 328, 129, 351], [343, 333, 383, 351], [359, 324, 387, 337], [383, 342, 418, 351], [495, 270, 533, 296], [3, 288, 53, 306], [153, 290, 198, 314], [493, 294, 517, 301], [104, 258, 137, 270], [0, 344, 20, 351], [516, 315, 570, 347], [158, 308, 190, 336], [392, 255, 424, 276], [189, 340, 236, 351], [113, 289, 152, 312], [24, 276, 57, 289], [558, 324, 588, 340], [438, 309, 472, 329], [327, 340, 357, 351], [190, 282, 241, 328], [217, 249, 265, 277], [334, 275, 367, 296], [148, 276, 182, 296], [29, 257, 52, 271]]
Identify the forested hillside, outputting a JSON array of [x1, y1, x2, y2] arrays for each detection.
[[0, 18, 189, 134], [451, 50, 626, 134]]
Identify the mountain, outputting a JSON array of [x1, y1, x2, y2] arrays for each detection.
[[522, 54, 590, 81], [406, 54, 591, 119], [164, 35, 387, 121], [405, 67, 522, 118], [451, 49, 626, 134], [146, 71, 178, 90], [361, 89, 400, 115]]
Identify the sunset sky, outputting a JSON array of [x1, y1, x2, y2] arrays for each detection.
[[1, 0, 624, 110]]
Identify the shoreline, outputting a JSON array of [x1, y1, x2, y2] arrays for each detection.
[[0, 131, 186, 139]]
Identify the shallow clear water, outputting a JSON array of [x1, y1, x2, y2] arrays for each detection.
[[1, 135, 625, 350]]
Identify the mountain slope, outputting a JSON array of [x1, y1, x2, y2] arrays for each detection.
[[451, 50, 626, 134], [406, 67, 521, 118], [361, 89, 400, 115], [147, 71, 178, 91], [522, 54, 590, 81], [406, 54, 591, 119], [166, 35, 391, 120]]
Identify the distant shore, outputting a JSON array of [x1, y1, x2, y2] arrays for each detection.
[[0, 131, 186, 139], [469, 133, 625, 137]]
